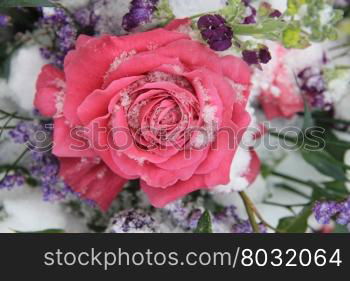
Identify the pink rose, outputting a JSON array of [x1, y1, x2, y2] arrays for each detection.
[[35, 20, 259, 210], [256, 44, 304, 120]]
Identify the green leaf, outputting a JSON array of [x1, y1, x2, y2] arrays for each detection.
[[324, 131, 350, 162], [282, 25, 310, 49], [312, 111, 350, 161], [311, 181, 348, 201], [324, 181, 349, 197], [194, 210, 212, 233], [302, 95, 314, 132], [287, 0, 306, 15], [260, 163, 272, 179], [0, 0, 55, 7], [277, 206, 312, 233], [301, 149, 347, 181], [333, 224, 349, 233], [13, 228, 65, 233]]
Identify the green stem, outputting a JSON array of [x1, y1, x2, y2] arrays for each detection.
[[0, 109, 33, 121], [275, 183, 310, 199], [0, 148, 30, 182], [270, 171, 312, 187], [335, 65, 350, 70], [233, 23, 264, 35], [239, 191, 260, 233], [0, 114, 16, 139], [263, 201, 309, 208], [315, 117, 350, 126]]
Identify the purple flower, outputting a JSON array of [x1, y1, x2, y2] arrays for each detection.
[[108, 209, 155, 233], [41, 8, 69, 25], [297, 67, 330, 111], [197, 14, 233, 51], [0, 172, 25, 190], [269, 10, 282, 18], [242, 46, 272, 65], [313, 201, 340, 224], [74, 6, 98, 28], [9, 122, 42, 145], [242, 0, 257, 24], [0, 14, 10, 27], [243, 8, 257, 24], [232, 221, 267, 233], [336, 198, 350, 226], [39, 8, 77, 67], [213, 206, 267, 233], [165, 200, 203, 230], [39, 47, 53, 60], [313, 198, 350, 229], [259, 47, 272, 64], [122, 0, 159, 31], [57, 24, 77, 53], [242, 50, 259, 65], [29, 150, 73, 202], [187, 209, 203, 229]]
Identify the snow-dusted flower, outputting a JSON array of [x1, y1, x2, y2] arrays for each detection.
[[122, 0, 159, 31], [0, 172, 25, 190], [107, 209, 156, 233], [197, 14, 233, 51], [34, 19, 259, 210], [252, 42, 325, 119], [313, 201, 340, 225]]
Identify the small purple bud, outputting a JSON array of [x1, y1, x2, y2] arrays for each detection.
[[242, 50, 259, 65], [198, 14, 233, 52], [0, 14, 10, 27], [122, 0, 159, 31], [258, 47, 272, 64], [243, 15, 256, 24], [313, 201, 340, 225], [269, 9, 282, 18], [209, 39, 232, 51]]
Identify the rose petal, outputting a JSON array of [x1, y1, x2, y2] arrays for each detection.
[[53, 117, 96, 158], [35, 64, 65, 117], [141, 175, 208, 208], [59, 157, 126, 211], [77, 76, 143, 125]]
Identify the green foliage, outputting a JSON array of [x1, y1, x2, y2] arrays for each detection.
[[13, 228, 65, 233], [282, 24, 310, 48], [194, 210, 213, 233], [333, 224, 349, 233], [301, 150, 347, 182], [0, 0, 55, 7], [277, 206, 312, 233], [287, 0, 306, 16]]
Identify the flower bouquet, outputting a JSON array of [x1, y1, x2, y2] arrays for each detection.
[[0, 0, 349, 234]]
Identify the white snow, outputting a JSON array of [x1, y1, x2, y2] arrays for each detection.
[[7, 44, 47, 112], [212, 146, 252, 193], [93, 0, 132, 35], [319, 5, 334, 26], [0, 187, 86, 233], [265, 0, 287, 12], [169, 0, 226, 18], [330, 70, 350, 120], [58, 0, 90, 9]]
